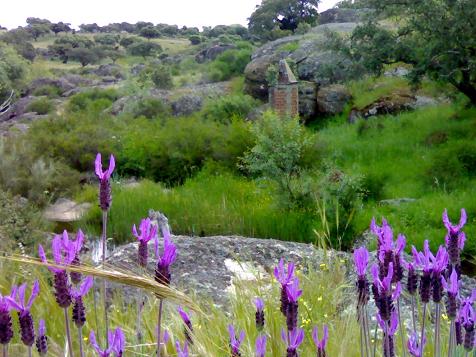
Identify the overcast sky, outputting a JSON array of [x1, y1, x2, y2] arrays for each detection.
[[1, 0, 340, 30]]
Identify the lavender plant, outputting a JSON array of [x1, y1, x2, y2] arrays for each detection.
[[281, 327, 304, 357], [255, 335, 267, 357], [95, 152, 115, 344], [0, 290, 14, 357], [35, 320, 47, 356], [407, 332, 425, 357], [377, 310, 398, 357], [274, 259, 295, 316], [6, 281, 39, 357], [442, 269, 460, 355], [312, 325, 328, 357], [353, 247, 370, 357], [254, 298, 265, 330], [132, 218, 157, 344], [154, 225, 177, 357], [177, 306, 193, 345], [71, 276, 94, 357], [175, 340, 189, 357], [285, 278, 302, 333], [89, 328, 124, 357], [228, 324, 245, 357]]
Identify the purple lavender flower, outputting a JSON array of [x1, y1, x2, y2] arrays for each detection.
[[7, 281, 40, 347], [39, 231, 78, 308], [35, 320, 48, 355], [371, 218, 394, 277], [460, 303, 475, 351], [415, 241, 434, 304], [0, 290, 14, 346], [133, 218, 157, 268], [154, 225, 177, 287], [176, 340, 189, 357], [228, 324, 245, 357], [377, 310, 398, 357], [353, 247, 370, 306], [112, 328, 125, 357], [274, 258, 295, 315], [371, 263, 400, 322], [312, 325, 329, 357], [254, 298, 265, 330], [441, 269, 460, 320], [71, 276, 94, 328], [255, 335, 266, 357], [178, 306, 193, 345], [404, 247, 421, 296], [443, 208, 466, 266], [281, 328, 304, 357], [95, 153, 115, 211], [430, 245, 449, 303], [285, 278, 302, 331], [90, 327, 124, 357], [69, 229, 85, 285], [407, 332, 425, 357]]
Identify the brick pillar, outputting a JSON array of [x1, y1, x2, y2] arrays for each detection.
[[269, 60, 299, 117]]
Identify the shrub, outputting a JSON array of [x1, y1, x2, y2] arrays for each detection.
[[207, 47, 252, 82], [138, 64, 173, 89], [31, 84, 62, 98], [127, 41, 162, 58], [67, 88, 119, 113], [26, 97, 53, 114], [189, 35, 202, 45], [130, 97, 170, 119], [202, 94, 259, 123], [0, 43, 28, 101]]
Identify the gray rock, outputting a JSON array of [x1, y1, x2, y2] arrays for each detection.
[[92, 64, 124, 79], [316, 84, 352, 116], [298, 81, 318, 121], [384, 67, 410, 78], [319, 8, 371, 25], [26, 77, 75, 96], [43, 198, 92, 222], [380, 198, 417, 206], [130, 64, 146, 76], [0, 96, 39, 122], [195, 44, 236, 63], [171, 95, 203, 117]]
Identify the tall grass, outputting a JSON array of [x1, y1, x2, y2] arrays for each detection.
[[76, 171, 318, 244]]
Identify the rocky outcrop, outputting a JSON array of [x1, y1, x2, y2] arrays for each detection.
[[171, 95, 203, 117], [244, 23, 358, 103], [318, 8, 370, 25], [316, 84, 352, 116], [195, 44, 236, 63], [298, 81, 318, 121]]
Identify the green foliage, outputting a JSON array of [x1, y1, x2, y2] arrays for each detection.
[[277, 41, 300, 52], [67, 47, 100, 67], [348, 0, 476, 104], [242, 112, 316, 207], [129, 97, 170, 119], [139, 26, 161, 40], [120, 117, 253, 184], [207, 47, 252, 81], [127, 41, 162, 58], [138, 64, 173, 89], [188, 34, 202, 45], [26, 97, 53, 114], [248, 0, 319, 40], [202, 94, 259, 123], [94, 33, 120, 46], [66, 88, 119, 113], [27, 23, 51, 41], [0, 28, 36, 61], [119, 36, 139, 48], [31, 84, 62, 98], [0, 43, 28, 101]]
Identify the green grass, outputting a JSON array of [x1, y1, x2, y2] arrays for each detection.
[[76, 171, 318, 245]]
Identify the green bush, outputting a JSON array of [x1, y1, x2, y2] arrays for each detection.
[[138, 64, 173, 89], [31, 84, 62, 98], [202, 94, 259, 123], [67, 88, 119, 113], [130, 97, 170, 119], [0, 43, 28, 101], [26, 97, 53, 114], [207, 47, 252, 82]]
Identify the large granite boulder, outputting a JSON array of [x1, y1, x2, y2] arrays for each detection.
[[316, 84, 352, 116], [195, 44, 236, 63], [171, 94, 203, 117], [298, 81, 318, 121], [244, 23, 358, 101]]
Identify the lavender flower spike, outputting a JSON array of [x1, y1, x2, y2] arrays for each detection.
[[274, 258, 295, 315], [0, 290, 14, 346], [95, 153, 115, 211], [89, 329, 119, 357], [312, 325, 329, 357], [281, 328, 304, 357], [254, 298, 265, 330], [112, 328, 125, 357], [175, 340, 189, 357], [71, 276, 94, 328], [460, 303, 475, 351], [133, 218, 158, 267], [155, 225, 177, 287], [177, 306, 193, 344], [286, 278, 302, 331], [442, 269, 459, 320], [69, 229, 85, 284], [377, 310, 398, 357], [255, 335, 267, 357], [407, 332, 425, 357], [354, 247, 370, 306], [443, 208, 467, 266], [7, 280, 40, 347], [35, 320, 48, 355], [228, 324, 245, 357]]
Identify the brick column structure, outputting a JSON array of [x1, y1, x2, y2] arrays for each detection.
[[269, 60, 299, 117]]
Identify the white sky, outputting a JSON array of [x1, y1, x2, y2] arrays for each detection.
[[1, 0, 340, 30]]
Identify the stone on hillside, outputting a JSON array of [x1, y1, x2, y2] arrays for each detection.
[[0, 96, 39, 122], [298, 81, 318, 121], [195, 44, 236, 63], [171, 94, 203, 117], [43, 198, 91, 222], [384, 67, 410, 78], [26, 77, 75, 96], [316, 84, 352, 116], [92, 64, 124, 79], [349, 92, 417, 121], [319, 8, 370, 25]]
